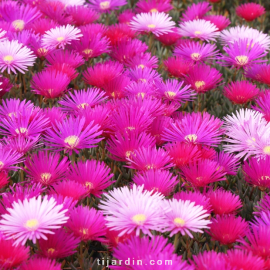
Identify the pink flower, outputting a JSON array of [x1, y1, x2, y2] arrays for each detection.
[[236, 3, 265, 22]]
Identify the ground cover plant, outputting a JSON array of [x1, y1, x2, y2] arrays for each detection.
[[0, 0, 270, 269]]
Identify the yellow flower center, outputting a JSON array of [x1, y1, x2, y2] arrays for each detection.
[[146, 164, 155, 170], [57, 36, 65, 42], [126, 126, 135, 131], [40, 173, 52, 183], [25, 219, 39, 231], [235, 55, 249, 66], [12, 20, 25, 31], [8, 112, 16, 117], [3, 55, 14, 64], [137, 92, 145, 98], [48, 248, 55, 254], [195, 81, 205, 90], [0, 161, 4, 169], [100, 1, 110, 9], [77, 103, 89, 109], [138, 64, 145, 69], [194, 31, 201, 36], [37, 48, 48, 54], [83, 49, 93, 56], [263, 146, 270, 155], [132, 214, 146, 225], [150, 8, 158, 13], [191, 53, 201, 61], [260, 175, 270, 181], [184, 134, 197, 142], [85, 182, 93, 189], [15, 127, 28, 134], [139, 78, 147, 83], [165, 91, 176, 98], [80, 228, 88, 235], [64, 135, 80, 148], [148, 24, 156, 29], [174, 217, 185, 227]]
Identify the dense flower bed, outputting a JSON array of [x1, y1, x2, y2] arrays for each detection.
[[0, 0, 270, 269]]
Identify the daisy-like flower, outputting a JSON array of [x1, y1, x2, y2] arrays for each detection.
[[66, 206, 107, 242], [130, 12, 175, 37], [214, 151, 240, 175], [43, 116, 102, 154], [174, 42, 218, 63], [220, 26, 270, 51], [31, 70, 70, 99], [45, 63, 78, 81], [126, 53, 158, 70], [59, 88, 107, 113], [193, 251, 227, 270], [0, 196, 68, 246], [118, 9, 136, 24], [89, 0, 127, 12], [184, 64, 222, 93], [164, 56, 193, 79], [66, 5, 100, 26], [100, 185, 166, 237], [19, 258, 61, 270], [0, 171, 9, 189], [226, 250, 265, 270], [83, 60, 123, 88], [224, 81, 259, 104], [243, 156, 270, 190], [162, 198, 211, 238], [165, 142, 201, 168], [236, 3, 265, 22], [0, 238, 29, 269], [174, 191, 212, 214], [28, 18, 59, 35], [107, 131, 155, 162], [245, 64, 270, 85], [179, 19, 219, 42], [255, 194, 270, 214], [105, 228, 135, 250], [155, 27, 181, 46], [204, 15, 230, 31], [127, 146, 173, 171], [135, 0, 173, 13], [43, 108, 66, 128], [0, 109, 49, 138], [38, 229, 80, 259], [24, 151, 70, 186], [0, 39, 36, 74], [218, 39, 267, 69], [42, 25, 83, 50], [181, 160, 226, 188], [208, 215, 248, 245], [253, 92, 270, 122], [68, 160, 114, 198], [207, 189, 242, 215], [0, 76, 12, 98], [163, 112, 223, 147], [155, 79, 195, 104], [181, 1, 211, 22], [133, 169, 178, 196]]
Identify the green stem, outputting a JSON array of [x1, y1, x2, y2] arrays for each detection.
[[174, 233, 180, 252]]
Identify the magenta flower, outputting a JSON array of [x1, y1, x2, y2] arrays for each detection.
[[185, 64, 222, 93], [0, 76, 12, 98], [162, 198, 211, 238], [118, 9, 136, 24], [43, 107, 67, 128], [38, 229, 80, 259], [0, 40, 36, 74], [174, 191, 212, 214], [204, 15, 230, 31], [89, 0, 127, 12], [42, 24, 83, 50], [179, 19, 219, 41], [236, 3, 265, 22], [208, 215, 248, 245], [68, 160, 114, 197], [28, 18, 59, 35], [135, 0, 173, 13], [133, 169, 178, 196], [181, 160, 226, 188], [163, 112, 223, 147], [44, 116, 102, 154], [66, 206, 107, 242], [164, 56, 193, 78], [46, 49, 84, 68], [24, 151, 70, 186], [106, 131, 155, 162], [0, 196, 68, 246], [130, 12, 175, 37], [218, 39, 267, 69], [224, 81, 259, 104], [31, 70, 70, 99], [214, 151, 240, 175], [125, 81, 156, 98], [207, 188, 242, 215], [253, 92, 270, 122], [19, 258, 61, 270], [59, 88, 107, 113], [127, 146, 173, 171], [127, 66, 161, 84], [193, 251, 227, 270], [174, 42, 218, 63], [0, 147, 24, 172], [156, 79, 195, 104], [181, 1, 211, 22], [100, 185, 165, 237]]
